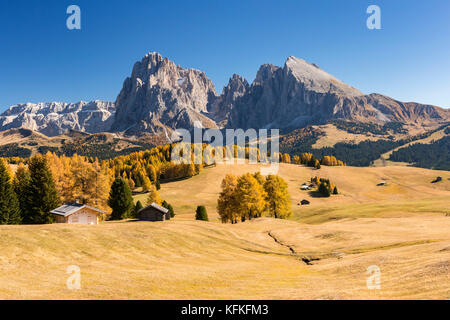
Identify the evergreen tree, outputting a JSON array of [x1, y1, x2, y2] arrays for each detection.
[[264, 175, 292, 219], [13, 163, 30, 222], [108, 177, 134, 220], [0, 159, 21, 224], [333, 186, 339, 195], [195, 205, 208, 221], [307, 155, 317, 167], [23, 155, 60, 224], [155, 180, 161, 190], [167, 203, 175, 218], [134, 200, 143, 218], [162, 200, 175, 217]]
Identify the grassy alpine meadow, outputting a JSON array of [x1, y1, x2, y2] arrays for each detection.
[[1, 162, 449, 299]]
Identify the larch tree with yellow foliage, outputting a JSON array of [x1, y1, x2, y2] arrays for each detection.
[[142, 176, 152, 192], [217, 174, 239, 224], [146, 184, 162, 205], [263, 175, 292, 219], [235, 173, 267, 221]]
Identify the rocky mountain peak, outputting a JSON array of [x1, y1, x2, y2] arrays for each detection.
[[254, 64, 280, 86], [1, 53, 448, 140], [284, 56, 363, 97], [111, 52, 218, 135], [208, 74, 249, 125], [224, 74, 249, 96]]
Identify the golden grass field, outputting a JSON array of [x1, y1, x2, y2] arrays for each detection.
[[0, 162, 449, 299]]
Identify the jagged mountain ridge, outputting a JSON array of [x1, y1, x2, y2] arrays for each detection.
[[1, 52, 449, 139], [226, 56, 449, 130], [0, 100, 115, 137], [111, 52, 218, 136]]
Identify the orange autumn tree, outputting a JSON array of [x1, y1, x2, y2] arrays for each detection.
[[45, 153, 112, 210]]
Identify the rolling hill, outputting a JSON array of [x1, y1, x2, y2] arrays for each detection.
[[1, 162, 449, 299]]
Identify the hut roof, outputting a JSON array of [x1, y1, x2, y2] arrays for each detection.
[[138, 202, 169, 215], [50, 203, 106, 217]]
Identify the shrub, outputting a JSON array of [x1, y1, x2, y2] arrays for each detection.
[[195, 205, 208, 221]]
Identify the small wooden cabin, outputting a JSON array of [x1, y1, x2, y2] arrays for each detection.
[[50, 203, 105, 225], [138, 202, 170, 221]]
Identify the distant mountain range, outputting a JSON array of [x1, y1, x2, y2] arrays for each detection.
[[1, 52, 449, 140], [0, 101, 115, 137]]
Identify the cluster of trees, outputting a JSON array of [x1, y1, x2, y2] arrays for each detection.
[[0, 143, 32, 158], [310, 176, 338, 197], [0, 155, 60, 225], [0, 140, 351, 225], [388, 136, 450, 171], [217, 172, 291, 224], [37, 138, 155, 160], [311, 140, 406, 167], [320, 156, 345, 166], [104, 144, 205, 192], [331, 120, 408, 135], [107, 176, 175, 220], [290, 153, 344, 168], [105, 143, 302, 191], [45, 153, 112, 211]]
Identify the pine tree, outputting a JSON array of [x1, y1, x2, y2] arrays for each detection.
[[308, 155, 317, 167], [0, 159, 21, 224], [333, 186, 339, 195], [195, 205, 208, 221], [13, 163, 30, 221], [108, 177, 134, 220], [23, 155, 60, 224], [146, 184, 162, 205], [134, 200, 143, 218], [155, 180, 161, 190], [162, 200, 175, 218], [264, 175, 292, 219], [167, 203, 175, 218]]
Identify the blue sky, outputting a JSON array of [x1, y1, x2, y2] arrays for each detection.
[[0, 0, 449, 111]]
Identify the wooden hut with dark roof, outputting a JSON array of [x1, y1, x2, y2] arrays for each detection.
[[137, 202, 171, 221]]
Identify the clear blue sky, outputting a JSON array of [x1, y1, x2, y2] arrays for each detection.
[[0, 0, 449, 111]]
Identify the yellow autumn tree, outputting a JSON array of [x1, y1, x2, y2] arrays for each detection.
[[235, 173, 267, 221], [142, 176, 152, 192], [263, 175, 292, 219], [217, 174, 239, 224], [146, 184, 162, 205]]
